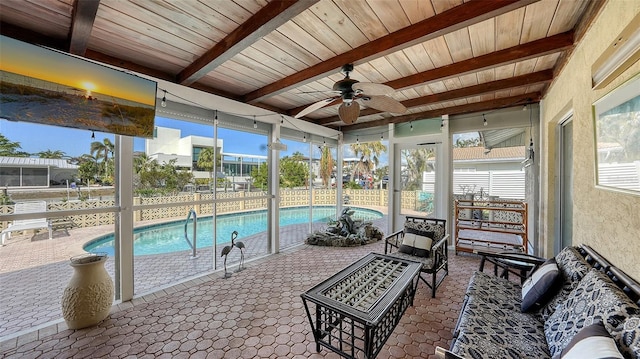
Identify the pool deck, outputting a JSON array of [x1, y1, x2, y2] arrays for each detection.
[[0, 206, 389, 340], [1, 236, 484, 359]]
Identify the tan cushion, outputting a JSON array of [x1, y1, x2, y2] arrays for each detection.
[[400, 230, 433, 257]]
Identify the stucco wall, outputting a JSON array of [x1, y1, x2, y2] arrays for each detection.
[[540, 1, 640, 280]]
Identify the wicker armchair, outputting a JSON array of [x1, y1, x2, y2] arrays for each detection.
[[384, 216, 449, 298]]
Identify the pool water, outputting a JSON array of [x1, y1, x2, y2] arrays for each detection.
[[84, 206, 382, 256]]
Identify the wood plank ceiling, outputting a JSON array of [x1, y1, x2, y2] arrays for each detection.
[[0, 0, 604, 133]]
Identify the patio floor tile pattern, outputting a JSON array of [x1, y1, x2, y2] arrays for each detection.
[[0, 240, 482, 359], [0, 213, 387, 339]]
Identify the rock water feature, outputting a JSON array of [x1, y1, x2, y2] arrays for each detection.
[[305, 207, 384, 246]]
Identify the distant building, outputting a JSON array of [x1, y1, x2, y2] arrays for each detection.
[[145, 126, 266, 183], [0, 157, 78, 188], [451, 146, 527, 199], [453, 146, 526, 171]]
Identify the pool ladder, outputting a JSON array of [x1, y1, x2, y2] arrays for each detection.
[[184, 209, 198, 259]]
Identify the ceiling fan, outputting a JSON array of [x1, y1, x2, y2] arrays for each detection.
[[294, 64, 407, 124]]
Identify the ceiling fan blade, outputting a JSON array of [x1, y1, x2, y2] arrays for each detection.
[[360, 95, 407, 114], [338, 101, 360, 125], [295, 90, 341, 95], [352, 82, 394, 96], [294, 97, 337, 118]]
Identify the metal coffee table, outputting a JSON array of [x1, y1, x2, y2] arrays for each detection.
[[301, 253, 422, 359]]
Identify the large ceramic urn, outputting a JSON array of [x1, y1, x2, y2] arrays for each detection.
[[61, 253, 114, 330]]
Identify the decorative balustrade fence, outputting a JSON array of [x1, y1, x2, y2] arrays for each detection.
[[0, 188, 427, 231]]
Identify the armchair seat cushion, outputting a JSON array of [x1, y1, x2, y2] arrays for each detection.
[[386, 251, 435, 270]]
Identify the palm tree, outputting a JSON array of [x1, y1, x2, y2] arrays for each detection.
[[90, 138, 114, 176], [196, 147, 220, 184], [402, 148, 435, 190], [319, 146, 334, 188], [0, 134, 28, 157], [133, 153, 156, 174], [37, 149, 66, 159], [349, 141, 387, 180]]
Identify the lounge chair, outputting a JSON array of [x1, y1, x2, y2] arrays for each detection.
[[1, 201, 52, 245]]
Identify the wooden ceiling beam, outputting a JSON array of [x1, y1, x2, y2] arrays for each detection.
[[337, 93, 541, 132], [288, 28, 571, 121], [0, 23, 286, 111], [311, 70, 553, 125], [548, 0, 606, 88], [386, 31, 573, 91], [0, 22, 68, 51], [84, 50, 250, 101], [243, 0, 539, 103], [177, 0, 319, 86], [68, 0, 100, 56]]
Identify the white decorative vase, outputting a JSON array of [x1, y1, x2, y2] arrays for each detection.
[[61, 253, 114, 330]]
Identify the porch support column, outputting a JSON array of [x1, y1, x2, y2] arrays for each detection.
[[268, 124, 281, 254], [439, 115, 452, 244]]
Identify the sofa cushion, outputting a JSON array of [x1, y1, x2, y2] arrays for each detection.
[[522, 258, 561, 312], [404, 220, 445, 241], [611, 315, 640, 359], [465, 271, 522, 311], [544, 269, 640, 358], [398, 227, 433, 257], [537, 247, 592, 321], [452, 296, 550, 359], [560, 322, 623, 359]]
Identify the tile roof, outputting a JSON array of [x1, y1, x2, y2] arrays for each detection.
[[453, 146, 525, 161]]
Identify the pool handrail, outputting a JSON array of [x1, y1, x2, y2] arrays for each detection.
[[184, 209, 198, 258]]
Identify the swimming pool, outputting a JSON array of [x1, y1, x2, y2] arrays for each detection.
[[84, 206, 382, 256]]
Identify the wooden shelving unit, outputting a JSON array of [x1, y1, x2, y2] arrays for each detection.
[[454, 199, 527, 254]]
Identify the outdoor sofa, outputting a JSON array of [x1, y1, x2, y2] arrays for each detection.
[[437, 244, 640, 358]]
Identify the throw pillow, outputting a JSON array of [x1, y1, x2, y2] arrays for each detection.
[[544, 269, 640, 358], [521, 258, 561, 312], [405, 227, 433, 257], [611, 315, 640, 359], [560, 322, 624, 359], [404, 220, 445, 241], [398, 229, 434, 257], [537, 246, 591, 321], [398, 232, 415, 254]]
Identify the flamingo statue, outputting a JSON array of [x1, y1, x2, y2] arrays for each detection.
[[235, 238, 245, 271], [220, 230, 238, 278]]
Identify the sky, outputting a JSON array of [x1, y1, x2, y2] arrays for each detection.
[[0, 116, 371, 162], [0, 117, 269, 157]]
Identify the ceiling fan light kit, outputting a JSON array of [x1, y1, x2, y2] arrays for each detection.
[[295, 64, 407, 124]]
